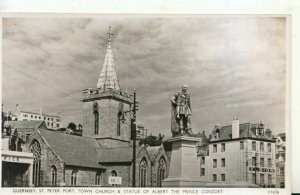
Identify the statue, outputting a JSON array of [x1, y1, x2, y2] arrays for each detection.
[[170, 85, 193, 136]]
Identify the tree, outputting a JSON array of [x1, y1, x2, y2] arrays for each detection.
[[67, 122, 76, 131]]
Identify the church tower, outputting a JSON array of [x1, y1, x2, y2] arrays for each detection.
[[82, 27, 133, 147]]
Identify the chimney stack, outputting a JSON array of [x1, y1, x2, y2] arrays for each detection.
[[232, 117, 239, 139]]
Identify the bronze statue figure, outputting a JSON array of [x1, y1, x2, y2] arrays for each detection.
[[171, 85, 193, 136]]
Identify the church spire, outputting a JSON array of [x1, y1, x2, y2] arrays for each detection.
[[97, 26, 120, 91]]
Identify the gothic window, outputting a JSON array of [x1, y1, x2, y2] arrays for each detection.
[[139, 158, 147, 187], [51, 166, 57, 186], [71, 170, 78, 186], [93, 102, 99, 135], [157, 157, 166, 187], [117, 112, 122, 136], [95, 171, 102, 186], [30, 140, 41, 187]]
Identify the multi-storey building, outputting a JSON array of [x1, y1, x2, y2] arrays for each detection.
[[275, 133, 285, 188], [199, 118, 276, 187], [12, 105, 62, 130]]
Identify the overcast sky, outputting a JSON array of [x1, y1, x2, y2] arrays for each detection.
[[2, 16, 286, 137]]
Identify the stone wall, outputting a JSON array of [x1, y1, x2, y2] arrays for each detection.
[[26, 130, 64, 187], [82, 97, 131, 141]]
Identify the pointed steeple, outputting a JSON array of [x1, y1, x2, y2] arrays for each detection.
[[97, 26, 120, 91]]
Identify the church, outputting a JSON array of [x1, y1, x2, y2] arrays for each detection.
[[23, 28, 170, 187]]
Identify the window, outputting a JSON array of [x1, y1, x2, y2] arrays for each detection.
[[252, 173, 256, 183], [31, 115, 33, 118], [51, 123, 54, 127], [140, 159, 147, 187], [48, 117, 50, 120], [51, 118, 53, 121], [51, 166, 57, 186], [268, 158, 272, 167], [221, 158, 225, 167], [201, 157, 205, 165], [221, 174, 225, 181], [117, 112, 122, 136], [39, 116, 41, 119], [94, 111, 99, 135], [240, 141, 244, 150], [47, 122, 49, 126], [221, 143, 225, 152], [95, 171, 102, 186], [268, 143, 272, 152], [260, 158, 264, 167], [200, 168, 205, 176], [44, 117, 46, 120], [279, 167, 284, 175], [30, 140, 41, 186], [260, 142, 264, 151], [213, 144, 217, 153], [56, 124, 60, 128], [35, 116, 37, 119], [213, 159, 217, 168], [157, 157, 166, 187], [268, 174, 272, 185], [252, 157, 256, 166], [71, 170, 78, 186], [213, 174, 217, 182], [260, 174, 264, 185], [56, 119, 60, 122], [252, 141, 256, 151]]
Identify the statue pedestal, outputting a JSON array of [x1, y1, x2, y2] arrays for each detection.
[[162, 136, 206, 187]]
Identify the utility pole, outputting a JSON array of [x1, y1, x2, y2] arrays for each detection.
[[132, 89, 137, 187]]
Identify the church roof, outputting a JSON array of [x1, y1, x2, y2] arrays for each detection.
[[4, 120, 46, 130], [96, 29, 120, 91], [97, 147, 135, 163], [38, 129, 105, 169]]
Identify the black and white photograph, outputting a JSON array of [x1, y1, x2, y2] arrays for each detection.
[[1, 15, 289, 191]]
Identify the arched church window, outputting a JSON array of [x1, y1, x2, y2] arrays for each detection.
[[71, 170, 78, 186], [95, 171, 102, 186], [139, 158, 147, 187], [51, 165, 57, 186], [117, 102, 124, 137], [30, 140, 41, 187], [117, 112, 122, 136], [93, 102, 99, 135], [157, 157, 167, 187]]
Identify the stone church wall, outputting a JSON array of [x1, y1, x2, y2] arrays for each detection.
[[26, 130, 64, 187]]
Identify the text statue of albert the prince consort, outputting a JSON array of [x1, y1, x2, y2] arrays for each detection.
[[170, 85, 193, 137]]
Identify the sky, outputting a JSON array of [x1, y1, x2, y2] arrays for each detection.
[[2, 16, 286, 137]]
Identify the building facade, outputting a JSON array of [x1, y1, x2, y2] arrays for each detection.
[[1, 121, 45, 187], [199, 119, 276, 187], [275, 133, 285, 188], [11, 105, 62, 130]]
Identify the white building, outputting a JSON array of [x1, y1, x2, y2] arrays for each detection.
[[12, 105, 62, 130], [199, 119, 276, 187]]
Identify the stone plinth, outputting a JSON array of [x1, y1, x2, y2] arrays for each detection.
[[162, 136, 206, 187]]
